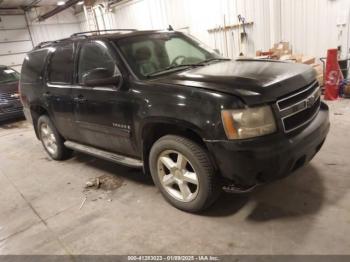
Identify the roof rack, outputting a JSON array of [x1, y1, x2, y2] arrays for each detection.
[[34, 37, 71, 50], [33, 40, 57, 50], [71, 29, 137, 37]]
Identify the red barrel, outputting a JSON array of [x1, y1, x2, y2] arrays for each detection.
[[324, 49, 343, 100]]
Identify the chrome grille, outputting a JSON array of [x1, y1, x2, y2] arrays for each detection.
[[0, 92, 20, 101], [276, 81, 321, 133], [2, 106, 22, 113], [0, 92, 22, 114]]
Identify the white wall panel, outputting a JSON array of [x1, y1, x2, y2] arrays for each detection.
[[78, 0, 274, 58], [77, 0, 350, 60], [0, 14, 32, 72], [0, 29, 31, 42], [281, 0, 350, 59], [1, 53, 27, 67], [29, 23, 81, 45], [0, 15, 26, 29], [26, 7, 81, 46], [0, 41, 33, 55]]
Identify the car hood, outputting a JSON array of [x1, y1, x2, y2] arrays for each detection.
[[153, 59, 316, 105]]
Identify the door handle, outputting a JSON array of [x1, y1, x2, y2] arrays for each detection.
[[74, 95, 87, 103], [43, 91, 51, 98]]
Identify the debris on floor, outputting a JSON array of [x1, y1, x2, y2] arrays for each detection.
[[79, 197, 87, 209], [80, 174, 124, 209], [84, 174, 123, 191], [85, 177, 100, 189]]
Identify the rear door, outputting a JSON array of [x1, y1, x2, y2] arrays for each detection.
[[72, 40, 136, 156], [44, 43, 79, 141]]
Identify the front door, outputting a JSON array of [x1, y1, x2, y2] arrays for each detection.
[[72, 40, 137, 157]]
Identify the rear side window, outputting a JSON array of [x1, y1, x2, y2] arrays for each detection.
[[21, 49, 49, 83], [48, 43, 74, 84]]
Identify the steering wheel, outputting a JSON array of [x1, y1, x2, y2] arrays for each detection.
[[170, 55, 186, 66]]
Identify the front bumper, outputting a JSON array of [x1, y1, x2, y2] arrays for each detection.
[[0, 111, 24, 121], [0, 102, 24, 121], [206, 102, 330, 187]]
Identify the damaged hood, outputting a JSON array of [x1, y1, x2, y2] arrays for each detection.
[[154, 59, 316, 105]]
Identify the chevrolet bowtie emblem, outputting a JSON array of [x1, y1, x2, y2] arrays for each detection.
[[306, 96, 315, 108]]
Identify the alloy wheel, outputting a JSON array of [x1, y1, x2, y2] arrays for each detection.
[[40, 123, 57, 156], [157, 150, 199, 202]]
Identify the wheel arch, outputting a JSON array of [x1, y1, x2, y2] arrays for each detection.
[[140, 118, 217, 175], [30, 104, 49, 139]]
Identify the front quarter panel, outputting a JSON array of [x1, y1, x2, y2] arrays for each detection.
[[131, 81, 245, 144]]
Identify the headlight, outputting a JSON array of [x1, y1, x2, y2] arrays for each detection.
[[221, 105, 277, 140]]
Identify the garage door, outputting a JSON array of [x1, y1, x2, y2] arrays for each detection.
[[0, 14, 33, 72]]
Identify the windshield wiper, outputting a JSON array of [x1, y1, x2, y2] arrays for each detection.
[[147, 64, 204, 78], [146, 58, 230, 78], [197, 58, 231, 65]]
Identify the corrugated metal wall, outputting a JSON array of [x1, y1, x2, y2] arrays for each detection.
[[78, 0, 276, 58], [79, 0, 350, 60], [0, 14, 33, 72], [26, 7, 81, 46], [281, 0, 350, 59]]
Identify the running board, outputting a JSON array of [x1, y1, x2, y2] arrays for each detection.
[[64, 141, 143, 168]]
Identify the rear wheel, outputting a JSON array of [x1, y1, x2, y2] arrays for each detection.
[[38, 115, 72, 160], [149, 135, 220, 212]]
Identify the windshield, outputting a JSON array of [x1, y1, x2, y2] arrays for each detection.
[[0, 67, 20, 84], [116, 32, 223, 79]]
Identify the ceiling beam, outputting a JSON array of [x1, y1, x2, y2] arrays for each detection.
[[37, 0, 80, 21], [23, 0, 42, 11]]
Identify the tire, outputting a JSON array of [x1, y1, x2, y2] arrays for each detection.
[[37, 115, 72, 161], [149, 135, 220, 212]]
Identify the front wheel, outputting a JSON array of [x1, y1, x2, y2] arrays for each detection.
[[149, 135, 220, 212]]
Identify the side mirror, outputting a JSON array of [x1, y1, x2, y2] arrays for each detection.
[[82, 68, 120, 87]]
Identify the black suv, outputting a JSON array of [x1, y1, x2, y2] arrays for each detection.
[[0, 66, 23, 121], [20, 30, 330, 212]]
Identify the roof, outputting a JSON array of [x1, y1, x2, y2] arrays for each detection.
[[34, 29, 175, 50]]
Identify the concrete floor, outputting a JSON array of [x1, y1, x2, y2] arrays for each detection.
[[0, 99, 350, 255]]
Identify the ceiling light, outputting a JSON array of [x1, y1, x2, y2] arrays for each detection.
[[57, 1, 65, 5], [77, 1, 84, 5]]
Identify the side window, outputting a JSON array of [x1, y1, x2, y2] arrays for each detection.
[[48, 43, 74, 84], [21, 49, 49, 83], [78, 41, 119, 84], [120, 40, 164, 77]]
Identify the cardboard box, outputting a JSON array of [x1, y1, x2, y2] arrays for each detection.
[[344, 84, 350, 96], [317, 74, 324, 86], [312, 64, 323, 75], [274, 42, 290, 51], [301, 56, 316, 65], [291, 54, 303, 63], [280, 54, 293, 61]]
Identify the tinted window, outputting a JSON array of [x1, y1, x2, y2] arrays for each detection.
[[0, 67, 20, 84], [21, 49, 49, 83], [78, 41, 119, 84], [48, 43, 74, 84]]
